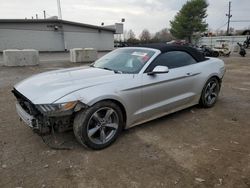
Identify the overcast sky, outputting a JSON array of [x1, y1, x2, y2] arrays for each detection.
[[0, 0, 249, 36]]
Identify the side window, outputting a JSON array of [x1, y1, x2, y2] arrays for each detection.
[[145, 51, 197, 72]]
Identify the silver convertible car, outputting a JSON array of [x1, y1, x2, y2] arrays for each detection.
[[13, 44, 225, 149]]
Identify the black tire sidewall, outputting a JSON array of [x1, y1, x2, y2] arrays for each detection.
[[74, 101, 124, 150], [200, 77, 220, 108], [213, 51, 219, 57]]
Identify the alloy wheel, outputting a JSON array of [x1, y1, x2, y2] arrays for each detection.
[[87, 107, 119, 145], [204, 80, 218, 105]]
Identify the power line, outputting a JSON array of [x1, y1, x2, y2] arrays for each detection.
[[216, 22, 228, 31], [231, 20, 250, 22]]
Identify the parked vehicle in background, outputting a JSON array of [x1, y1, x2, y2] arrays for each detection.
[[114, 42, 129, 48], [213, 40, 231, 57], [243, 36, 250, 48], [237, 43, 246, 57], [167, 40, 188, 46], [12, 44, 225, 150], [200, 45, 220, 57]]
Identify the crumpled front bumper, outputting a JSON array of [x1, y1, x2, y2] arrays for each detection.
[[16, 102, 38, 128]]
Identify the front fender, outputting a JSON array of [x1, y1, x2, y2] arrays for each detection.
[[86, 94, 127, 108], [54, 87, 127, 110]]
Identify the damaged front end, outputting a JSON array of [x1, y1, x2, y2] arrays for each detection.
[[12, 89, 87, 135]]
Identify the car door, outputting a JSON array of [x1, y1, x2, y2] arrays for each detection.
[[139, 51, 201, 120]]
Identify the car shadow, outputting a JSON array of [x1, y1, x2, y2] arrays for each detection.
[[43, 105, 201, 151], [123, 105, 200, 135]]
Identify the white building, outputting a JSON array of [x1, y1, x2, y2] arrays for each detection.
[[0, 19, 116, 52]]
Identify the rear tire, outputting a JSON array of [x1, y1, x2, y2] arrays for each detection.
[[73, 101, 124, 150], [213, 51, 219, 57], [200, 77, 220, 108]]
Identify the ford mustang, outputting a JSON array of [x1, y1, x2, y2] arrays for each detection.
[[12, 44, 225, 150]]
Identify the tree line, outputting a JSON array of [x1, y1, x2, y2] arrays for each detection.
[[118, 0, 209, 45], [119, 28, 175, 45]]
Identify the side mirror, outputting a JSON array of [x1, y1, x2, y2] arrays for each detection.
[[147, 66, 169, 75]]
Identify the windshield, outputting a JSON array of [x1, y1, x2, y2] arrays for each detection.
[[93, 48, 156, 74]]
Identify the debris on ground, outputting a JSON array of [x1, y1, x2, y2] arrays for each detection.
[[212, 147, 220, 151], [232, 117, 238, 122], [231, 141, 239, 145], [218, 178, 223, 185], [2, 164, 7, 169], [195, 178, 205, 183]]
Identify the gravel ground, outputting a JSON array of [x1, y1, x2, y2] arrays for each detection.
[[0, 52, 250, 188]]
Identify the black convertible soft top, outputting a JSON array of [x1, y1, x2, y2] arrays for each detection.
[[134, 43, 206, 62]]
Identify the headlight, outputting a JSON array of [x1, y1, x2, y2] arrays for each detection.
[[36, 101, 78, 116]]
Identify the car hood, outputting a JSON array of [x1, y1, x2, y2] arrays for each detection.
[[14, 67, 128, 104]]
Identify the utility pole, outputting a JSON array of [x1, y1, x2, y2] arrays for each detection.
[[57, 0, 66, 50], [43, 10, 46, 19], [57, 0, 62, 19], [226, 1, 232, 35]]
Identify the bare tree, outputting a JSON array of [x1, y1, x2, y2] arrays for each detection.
[[139, 29, 151, 43], [152, 28, 174, 42], [127, 29, 136, 40], [216, 29, 226, 36], [127, 29, 139, 44]]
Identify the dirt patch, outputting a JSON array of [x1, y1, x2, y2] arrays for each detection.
[[0, 54, 250, 188]]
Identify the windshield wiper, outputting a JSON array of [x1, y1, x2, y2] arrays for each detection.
[[90, 65, 122, 74], [102, 67, 122, 74]]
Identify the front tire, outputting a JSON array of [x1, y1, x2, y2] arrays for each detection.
[[200, 77, 220, 108], [212, 51, 219, 57], [73, 101, 124, 150]]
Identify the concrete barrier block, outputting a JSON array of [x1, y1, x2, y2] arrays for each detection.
[[70, 48, 97, 63], [70, 48, 83, 63], [83, 48, 98, 62], [3, 49, 39, 66]]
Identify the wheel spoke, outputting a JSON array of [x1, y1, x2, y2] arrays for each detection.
[[210, 83, 217, 91], [100, 129, 106, 143], [211, 92, 217, 98], [210, 97, 216, 104], [88, 126, 101, 137], [87, 107, 119, 145], [205, 91, 210, 99], [207, 82, 211, 89], [207, 95, 212, 103], [104, 109, 114, 121], [92, 112, 102, 123], [104, 123, 118, 130]]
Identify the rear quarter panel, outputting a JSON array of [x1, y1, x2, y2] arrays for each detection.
[[195, 57, 225, 96]]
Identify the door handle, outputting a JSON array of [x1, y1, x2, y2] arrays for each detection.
[[186, 72, 201, 77]]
